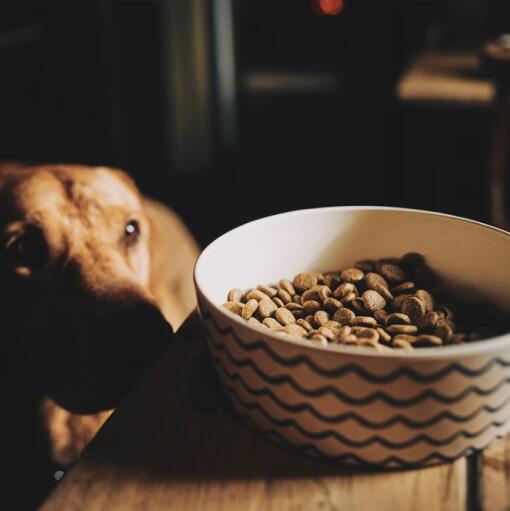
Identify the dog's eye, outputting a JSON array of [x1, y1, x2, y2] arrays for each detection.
[[124, 220, 140, 244], [5, 225, 47, 271]]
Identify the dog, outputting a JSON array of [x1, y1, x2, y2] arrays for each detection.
[[0, 163, 199, 486]]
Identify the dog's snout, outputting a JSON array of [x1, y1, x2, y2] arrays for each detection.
[[106, 301, 173, 341]]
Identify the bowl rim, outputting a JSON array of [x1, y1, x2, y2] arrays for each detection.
[[194, 205, 510, 360]]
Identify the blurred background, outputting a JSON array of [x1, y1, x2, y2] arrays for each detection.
[[2, 0, 510, 248]]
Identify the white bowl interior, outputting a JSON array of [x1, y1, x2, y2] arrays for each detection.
[[195, 207, 510, 314]]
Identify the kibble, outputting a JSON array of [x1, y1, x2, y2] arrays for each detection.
[[340, 268, 365, 283], [223, 253, 509, 350], [293, 272, 318, 291], [277, 289, 292, 304], [314, 310, 330, 326], [246, 289, 268, 302], [242, 299, 259, 319], [257, 284, 277, 297], [385, 313, 411, 326], [333, 282, 357, 298], [303, 300, 321, 315], [333, 307, 356, 325], [258, 298, 278, 318], [275, 307, 296, 326], [263, 317, 283, 330], [362, 290, 386, 312], [227, 288, 243, 303]]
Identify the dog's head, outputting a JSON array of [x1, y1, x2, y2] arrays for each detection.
[[0, 164, 172, 413]]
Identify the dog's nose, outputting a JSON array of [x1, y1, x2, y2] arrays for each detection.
[[105, 301, 173, 345]]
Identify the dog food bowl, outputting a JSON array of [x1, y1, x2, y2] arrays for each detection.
[[193, 206, 510, 468]]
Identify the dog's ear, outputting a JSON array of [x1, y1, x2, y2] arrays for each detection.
[[0, 163, 29, 330], [143, 197, 199, 330]]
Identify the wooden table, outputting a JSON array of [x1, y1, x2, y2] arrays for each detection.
[[40, 311, 510, 511]]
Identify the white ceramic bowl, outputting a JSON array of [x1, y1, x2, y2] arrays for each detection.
[[194, 206, 510, 467]]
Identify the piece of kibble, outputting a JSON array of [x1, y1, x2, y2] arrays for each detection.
[[338, 334, 358, 344], [374, 309, 388, 324], [257, 284, 277, 297], [375, 284, 394, 301], [415, 289, 434, 313], [277, 289, 292, 304], [296, 318, 313, 332], [293, 272, 318, 291], [392, 335, 415, 350], [338, 325, 352, 337], [309, 333, 328, 344], [258, 298, 278, 318], [279, 279, 296, 296], [340, 268, 365, 283], [333, 282, 357, 298], [226, 253, 510, 351], [435, 319, 454, 342], [275, 307, 296, 326], [353, 316, 377, 327], [223, 301, 244, 315], [323, 320, 342, 331], [362, 290, 386, 312], [341, 292, 358, 305], [246, 289, 268, 302], [401, 296, 426, 323], [273, 296, 285, 308], [333, 307, 356, 325], [314, 310, 330, 326], [376, 327, 392, 343], [376, 261, 406, 283], [303, 300, 321, 315], [385, 313, 411, 326], [323, 297, 342, 311], [391, 294, 413, 312], [413, 335, 443, 347], [416, 311, 440, 331], [365, 272, 389, 291], [263, 317, 283, 330], [386, 324, 418, 335], [318, 326, 335, 340], [356, 327, 380, 343], [242, 299, 259, 319], [318, 286, 332, 302], [227, 288, 243, 302], [391, 282, 415, 294], [302, 288, 321, 302]]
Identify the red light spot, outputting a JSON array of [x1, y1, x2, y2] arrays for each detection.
[[318, 0, 344, 16]]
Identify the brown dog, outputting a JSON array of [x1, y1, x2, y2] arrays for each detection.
[[0, 163, 199, 469]]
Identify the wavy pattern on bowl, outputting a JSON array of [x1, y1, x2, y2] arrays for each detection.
[[200, 303, 510, 467]]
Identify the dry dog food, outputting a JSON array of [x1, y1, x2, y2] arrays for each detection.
[[223, 253, 509, 351]]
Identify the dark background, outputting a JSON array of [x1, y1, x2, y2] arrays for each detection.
[[1, 0, 509, 249], [1, 1, 510, 507]]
